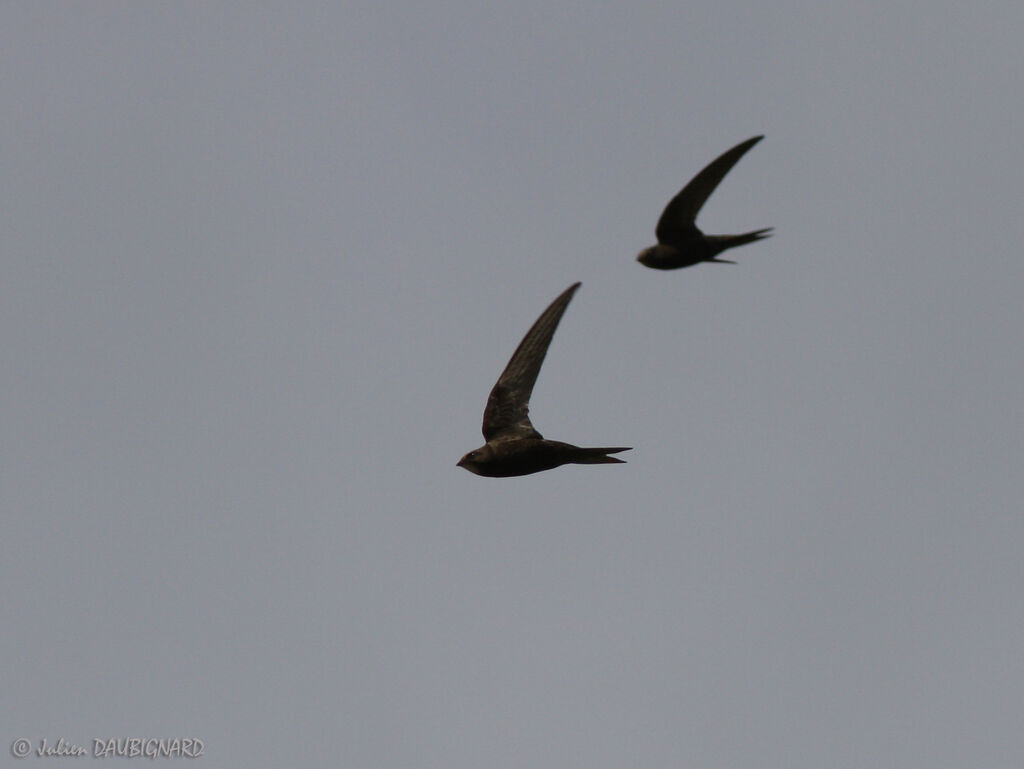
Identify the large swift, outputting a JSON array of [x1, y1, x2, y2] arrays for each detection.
[[457, 282, 631, 477], [637, 135, 772, 270]]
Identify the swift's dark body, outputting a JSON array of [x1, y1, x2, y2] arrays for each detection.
[[457, 283, 630, 478], [637, 135, 772, 270]]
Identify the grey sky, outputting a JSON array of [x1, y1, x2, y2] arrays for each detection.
[[3, 2, 1022, 767]]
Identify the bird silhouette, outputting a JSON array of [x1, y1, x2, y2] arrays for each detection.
[[457, 282, 631, 477], [637, 135, 771, 270]]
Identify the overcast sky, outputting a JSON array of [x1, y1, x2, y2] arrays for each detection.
[[3, 2, 1023, 768]]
